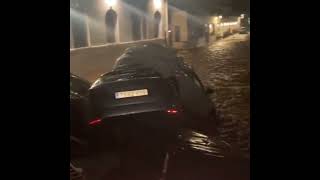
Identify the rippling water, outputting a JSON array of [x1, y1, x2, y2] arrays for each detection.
[[177, 34, 250, 155]]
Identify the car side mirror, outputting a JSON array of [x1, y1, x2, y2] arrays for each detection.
[[205, 87, 214, 94]]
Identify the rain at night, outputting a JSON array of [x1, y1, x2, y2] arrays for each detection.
[[70, 0, 250, 179]]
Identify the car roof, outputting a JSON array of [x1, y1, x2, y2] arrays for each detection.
[[70, 73, 91, 85], [99, 67, 162, 82]]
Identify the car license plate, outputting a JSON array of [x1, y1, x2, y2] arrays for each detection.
[[115, 89, 148, 99]]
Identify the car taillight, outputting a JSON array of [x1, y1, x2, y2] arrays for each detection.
[[88, 118, 102, 126], [166, 109, 178, 115]]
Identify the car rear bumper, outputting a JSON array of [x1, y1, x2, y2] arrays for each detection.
[[88, 111, 183, 147]]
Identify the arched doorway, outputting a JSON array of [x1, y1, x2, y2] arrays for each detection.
[[153, 11, 161, 38], [105, 9, 117, 43], [131, 13, 141, 41]]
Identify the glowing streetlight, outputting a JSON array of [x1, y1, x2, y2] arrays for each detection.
[[154, 0, 162, 9], [105, 0, 117, 7], [241, 14, 245, 19], [219, 16, 222, 19]]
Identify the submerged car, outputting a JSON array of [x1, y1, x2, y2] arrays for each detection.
[[88, 44, 219, 143]]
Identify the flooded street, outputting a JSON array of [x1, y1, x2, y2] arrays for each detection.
[[178, 34, 250, 154], [71, 34, 250, 180]]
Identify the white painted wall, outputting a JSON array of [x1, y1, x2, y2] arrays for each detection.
[[171, 10, 188, 41], [70, 0, 169, 81], [74, 0, 168, 47], [169, 8, 189, 48], [147, 0, 167, 39]]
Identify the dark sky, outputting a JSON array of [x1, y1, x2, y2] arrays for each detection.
[[169, 0, 249, 15], [232, 0, 250, 13]]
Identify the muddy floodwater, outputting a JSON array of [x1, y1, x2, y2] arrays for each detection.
[[177, 34, 250, 155]]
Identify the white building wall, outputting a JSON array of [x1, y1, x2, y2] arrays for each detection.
[[171, 10, 188, 42], [71, 0, 167, 48], [70, 0, 169, 80], [117, 1, 133, 42], [87, 0, 121, 46], [147, 0, 167, 39]]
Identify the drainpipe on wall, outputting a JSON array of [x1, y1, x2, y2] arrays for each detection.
[[70, 24, 74, 49]]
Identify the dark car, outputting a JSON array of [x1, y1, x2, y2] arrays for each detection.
[[88, 44, 219, 142], [70, 73, 91, 154]]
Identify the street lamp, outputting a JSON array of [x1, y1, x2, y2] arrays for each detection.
[[154, 0, 162, 9], [105, 0, 117, 7]]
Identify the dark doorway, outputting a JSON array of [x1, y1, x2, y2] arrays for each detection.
[[142, 17, 147, 39], [174, 26, 181, 42], [131, 13, 141, 41], [105, 9, 117, 43], [153, 11, 161, 38], [205, 25, 209, 43], [71, 16, 87, 48]]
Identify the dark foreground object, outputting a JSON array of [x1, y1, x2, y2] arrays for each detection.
[[101, 129, 249, 180], [165, 130, 250, 180]]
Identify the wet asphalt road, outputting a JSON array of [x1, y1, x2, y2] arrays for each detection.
[[72, 34, 250, 180], [178, 34, 250, 154]]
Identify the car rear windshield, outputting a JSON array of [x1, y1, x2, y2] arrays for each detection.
[[100, 68, 161, 82]]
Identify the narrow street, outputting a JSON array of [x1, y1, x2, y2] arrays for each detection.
[[178, 34, 250, 154]]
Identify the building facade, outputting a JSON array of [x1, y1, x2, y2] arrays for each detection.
[[168, 8, 242, 48], [168, 8, 189, 48], [70, 0, 168, 48]]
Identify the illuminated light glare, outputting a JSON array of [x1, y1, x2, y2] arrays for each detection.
[[219, 16, 222, 19], [167, 109, 178, 114], [154, 0, 162, 9], [89, 118, 102, 125], [218, 22, 238, 26], [168, 30, 172, 33], [209, 24, 213, 29], [105, 0, 117, 6], [213, 17, 219, 24]]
